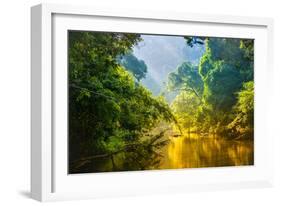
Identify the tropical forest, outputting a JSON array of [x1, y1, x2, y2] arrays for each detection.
[[68, 31, 254, 173]]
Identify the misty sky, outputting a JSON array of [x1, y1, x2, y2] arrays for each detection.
[[132, 34, 205, 95]]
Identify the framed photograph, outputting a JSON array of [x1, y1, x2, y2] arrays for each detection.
[[31, 3, 274, 201]]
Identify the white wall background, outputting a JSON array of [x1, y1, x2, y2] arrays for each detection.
[[0, 0, 280, 205]]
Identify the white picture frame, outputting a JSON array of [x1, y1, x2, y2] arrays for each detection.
[[31, 3, 274, 202]]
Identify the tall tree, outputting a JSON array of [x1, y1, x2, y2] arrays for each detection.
[[168, 62, 203, 99], [197, 37, 254, 135], [68, 31, 175, 172], [171, 91, 201, 133], [227, 81, 254, 138], [117, 52, 148, 81]]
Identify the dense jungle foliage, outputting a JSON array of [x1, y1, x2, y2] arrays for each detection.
[[168, 38, 254, 138], [68, 32, 176, 172], [68, 31, 254, 173]]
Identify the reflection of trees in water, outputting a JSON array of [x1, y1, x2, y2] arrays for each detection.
[[70, 130, 170, 173], [71, 132, 253, 173], [160, 133, 254, 170]]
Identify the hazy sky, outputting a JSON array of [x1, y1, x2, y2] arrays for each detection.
[[132, 34, 205, 95]]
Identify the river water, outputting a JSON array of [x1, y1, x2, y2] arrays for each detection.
[[76, 132, 254, 173], [158, 133, 254, 169]]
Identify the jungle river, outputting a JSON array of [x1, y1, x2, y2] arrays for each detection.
[[159, 133, 254, 169], [73, 131, 254, 173]]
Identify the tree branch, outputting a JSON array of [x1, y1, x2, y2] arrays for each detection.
[[70, 83, 117, 101]]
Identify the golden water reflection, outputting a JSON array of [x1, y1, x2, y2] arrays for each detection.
[[77, 133, 254, 173], [159, 133, 254, 169]]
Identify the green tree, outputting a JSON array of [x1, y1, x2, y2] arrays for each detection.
[[171, 91, 201, 133], [117, 52, 148, 81], [227, 81, 254, 138], [173, 37, 254, 136], [68, 31, 175, 172], [197, 37, 254, 135], [168, 62, 203, 99]]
